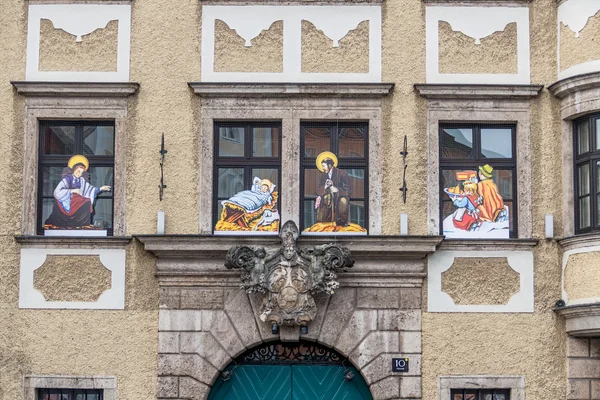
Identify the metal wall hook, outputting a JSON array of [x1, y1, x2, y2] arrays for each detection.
[[159, 133, 167, 201]]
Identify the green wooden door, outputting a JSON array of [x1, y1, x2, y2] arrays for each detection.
[[208, 364, 371, 400]]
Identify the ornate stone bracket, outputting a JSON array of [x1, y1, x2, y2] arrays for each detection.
[[225, 221, 354, 327]]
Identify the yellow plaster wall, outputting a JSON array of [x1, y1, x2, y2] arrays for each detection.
[[301, 20, 369, 73], [441, 257, 519, 305], [38, 19, 118, 72], [564, 252, 600, 301], [438, 21, 518, 75], [214, 20, 283, 73], [560, 12, 600, 72]]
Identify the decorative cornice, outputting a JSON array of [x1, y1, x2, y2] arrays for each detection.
[[555, 303, 600, 337], [439, 239, 538, 251], [548, 71, 600, 99], [15, 235, 132, 248], [200, 0, 383, 4], [423, 0, 530, 3], [188, 82, 394, 98], [11, 81, 140, 97], [414, 84, 543, 100], [558, 232, 600, 252]]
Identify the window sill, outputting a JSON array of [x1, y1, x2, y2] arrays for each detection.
[[15, 235, 132, 249], [439, 238, 538, 251], [189, 82, 394, 98], [414, 83, 543, 100], [11, 81, 140, 97]]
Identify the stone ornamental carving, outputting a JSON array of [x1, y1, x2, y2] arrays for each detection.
[[225, 220, 354, 327]]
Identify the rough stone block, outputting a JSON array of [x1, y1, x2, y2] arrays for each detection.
[[349, 331, 399, 368], [400, 376, 421, 398], [301, 293, 330, 341], [568, 379, 590, 399], [570, 359, 600, 379], [157, 376, 178, 398], [247, 293, 277, 341], [159, 310, 202, 331], [357, 288, 400, 309], [569, 337, 590, 357], [158, 354, 218, 385], [181, 288, 224, 309], [180, 332, 231, 371], [159, 332, 180, 354], [592, 380, 600, 399], [160, 288, 181, 309], [362, 354, 422, 385], [201, 310, 245, 357], [319, 288, 356, 347], [400, 288, 422, 309], [378, 310, 421, 331], [335, 310, 377, 355], [280, 325, 300, 342], [591, 339, 600, 358], [370, 376, 400, 400], [223, 289, 262, 348], [179, 377, 210, 400], [400, 331, 422, 354]]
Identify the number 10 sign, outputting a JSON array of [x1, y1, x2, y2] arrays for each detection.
[[392, 358, 409, 372]]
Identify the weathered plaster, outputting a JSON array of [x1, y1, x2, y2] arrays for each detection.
[[564, 252, 600, 302], [214, 19, 283, 73], [38, 19, 118, 72], [301, 20, 369, 73], [438, 21, 518, 75], [441, 257, 520, 305], [560, 15, 600, 73]]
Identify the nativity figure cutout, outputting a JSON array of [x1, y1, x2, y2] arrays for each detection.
[[44, 154, 111, 235], [303, 151, 366, 234], [215, 176, 280, 232], [443, 164, 509, 238]]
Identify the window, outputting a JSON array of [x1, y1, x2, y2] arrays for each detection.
[[38, 389, 103, 400], [213, 122, 281, 233], [300, 122, 368, 234], [573, 114, 600, 233], [439, 123, 517, 239], [38, 121, 115, 236], [450, 389, 510, 400]]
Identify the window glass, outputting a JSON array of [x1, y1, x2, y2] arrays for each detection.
[[218, 127, 245, 156], [253, 127, 279, 157], [481, 128, 512, 158], [440, 128, 474, 159], [339, 127, 365, 158], [578, 121, 590, 155], [579, 164, 590, 196], [303, 127, 330, 157], [83, 125, 114, 156], [218, 168, 244, 198], [43, 126, 76, 155]]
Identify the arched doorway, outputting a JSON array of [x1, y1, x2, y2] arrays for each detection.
[[208, 341, 372, 400]]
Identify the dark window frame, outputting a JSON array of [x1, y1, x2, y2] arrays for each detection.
[[212, 121, 282, 230], [37, 388, 104, 400], [450, 388, 510, 400], [299, 121, 369, 232], [37, 120, 115, 235], [439, 123, 518, 238], [573, 114, 600, 234]]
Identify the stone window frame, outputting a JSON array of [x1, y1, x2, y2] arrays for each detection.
[[24, 375, 117, 400], [439, 376, 525, 400], [12, 82, 138, 236], [415, 84, 542, 240], [190, 82, 393, 235]]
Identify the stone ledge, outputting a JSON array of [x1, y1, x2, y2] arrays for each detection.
[[414, 84, 543, 100], [439, 239, 538, 252], [189, 82, 394, 98], [555, 303, 600, 337], [11, 81, 140, 97], [15, 235, 132, 249], [548, 72, 600, 99], [559, 232, 600, 252], [201, 0, 383, 3], [424, 0, 530, 4]]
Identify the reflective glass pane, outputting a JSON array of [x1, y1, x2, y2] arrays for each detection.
[[83, 125, 114, 156], [93, 198, 113, 229], [347, 168, 365, 198], [578, 121, 590, 155], [76, 394, 85, 400], [481, 128, 512, 158], [339, 127, 365, 158], [304, 169, 320, 198], [597, 161, 600, 193], [492, 169, 513, 200], [43, 125, 76, 155], [349, 201, 365, 227], [303, 127, 330, 157], [253, 127, 279, 157], [453, 395, 463, 400], [596, 119, 600, 150], [42, 167, 65, 196], [580, 196, 591, 229], [580, 164, 591, 196], [304, 199, 317, 230], [88, 166, 114, 189], [218, 168, 244, 198], [440, 128, 474, 159], [494, 394, 507, 400], [218, 127, 245, 156], [251, 168, 278, 195], [465, 394, 476, 400]]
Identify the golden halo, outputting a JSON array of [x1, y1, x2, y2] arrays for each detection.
[[315, 151, 338, 172], [67, 155, 89, 171]]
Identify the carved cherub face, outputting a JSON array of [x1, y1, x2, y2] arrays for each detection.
[[282, 245, 296, 261]]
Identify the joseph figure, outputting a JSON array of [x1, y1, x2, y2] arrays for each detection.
[[316, 152, 351, 227]]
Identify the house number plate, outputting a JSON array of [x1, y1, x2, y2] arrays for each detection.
[[392, 358, 409, 372]]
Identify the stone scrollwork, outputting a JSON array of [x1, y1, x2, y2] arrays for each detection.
[[225, 220, 354, 327]]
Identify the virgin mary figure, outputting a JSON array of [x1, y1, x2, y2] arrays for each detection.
[[44, 155, 111, 230]]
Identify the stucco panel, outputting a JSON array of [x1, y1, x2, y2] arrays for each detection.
[[560, 12, 600, 73], [214, 20, 283, 73], [565, 251, 600, 301], [438, 21, 518, 75], [38, 19, 118, 72], [301, 20, 369, 73], [441, 257, 519, 306]]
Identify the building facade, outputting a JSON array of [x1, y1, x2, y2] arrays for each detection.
[[1, 0, 600, 399]]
